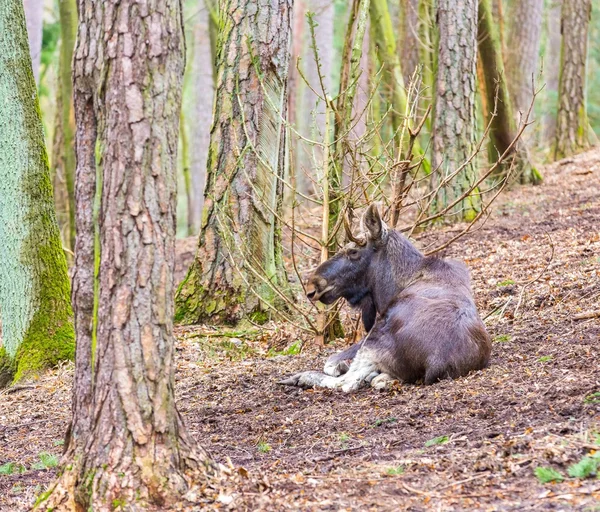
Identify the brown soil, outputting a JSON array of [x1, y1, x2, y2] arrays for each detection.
[[1, 150, 599, 511]]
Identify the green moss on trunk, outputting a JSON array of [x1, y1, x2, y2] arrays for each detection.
[[0, 0, 74, 384]]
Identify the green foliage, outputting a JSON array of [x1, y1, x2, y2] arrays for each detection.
[[494, 334, 512, 343], [338, 432, 351, 443], [584, 392, 600, 404], [537, 355, 554, 363], [497, 279, 515, 287], [425, 435, 449, 447], [31, 452, 59, 470], [534, 466, 564, 483], [372, 417, 397, 427], [567, 455, 600, 479], [0, 462, 26, 476], [257, 441, 272, 453], [267, 340, 302, 357], [385, 465, 405, 476]]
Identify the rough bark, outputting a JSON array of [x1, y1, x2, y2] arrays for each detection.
[[477, 0, 536, 182], [554, 0, 592, 159], [505, 0, 543, 116], [0, 0, 74, 385], [542, 0, 562, 142], [37, 0, 216, 508], [189, 0, 214, 235], [432, 0, 479, 220], [399, 0, 419, 86], [51, 0, 78, 253], [22, 0, 43, 83], [175, 0, 293, 326]]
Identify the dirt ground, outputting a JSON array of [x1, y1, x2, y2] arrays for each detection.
[[1, 150, 599, 511]]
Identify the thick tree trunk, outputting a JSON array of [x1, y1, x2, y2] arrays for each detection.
[[554, 0, 592, 159], [399, 0, 419, 86], [22, 0, 43, 84], [477, 0, 537, 182], [189, 0, 214, 235], [505, 0, 543, 116], [543, 0, 562, 142], [176, 0, 292, 326], [37, 0, 216, 508], [0, 0, 74, 385], [51, 0, 78, 253], [432, 0, 479, 220]]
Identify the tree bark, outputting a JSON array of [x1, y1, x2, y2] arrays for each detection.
[[432, 0, 479, 220], [176, 0, 293, 326], [22, 0, 43, 84], [189, 0, 214, 235], [505, 0, 543, 116], [0, 0, 74, 385], [554, 0, 592, 159], [37, 0, 216, 508], [477, 0, 537, 182], [51, 0, 78, 253], [399, 0, 419, 86]]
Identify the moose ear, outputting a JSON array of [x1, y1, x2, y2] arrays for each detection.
[[364, 204, 382, 240]]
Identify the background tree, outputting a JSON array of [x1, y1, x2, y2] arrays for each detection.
[[51, 0, 78, 252], [432, 0, 479, 220], [399, 0, 419, 86], [555, 0, 593, 159], [0, 0, 74, 386], [505, 0, 544, 117], [542, 0, 562, 143], [185, 0, 214, 236], [38, 0, 216, 508], [176, 0, 293, 325], [477, 0, 539, 183], [22, 0, 43, 83]]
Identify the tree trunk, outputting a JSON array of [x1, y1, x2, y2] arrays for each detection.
[[0, 0, 74, 386], [477, 0, 537, 182], [189, 0, 214, 235], [399, 0, 419, 86], [36, 0, 217, 508], [543, 0, 562, 142], [176, 0, 292, 326], [51, 0, 78, 253], [505, 0, 543, 116], [554, 0, 592, 159], [22, 0, 43, 84], [432, 0, 479, 221]]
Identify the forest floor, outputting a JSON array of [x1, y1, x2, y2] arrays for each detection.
[[1, 149, 600, 511]]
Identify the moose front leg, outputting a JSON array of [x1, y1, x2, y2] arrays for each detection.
[[279, 349, 379, 392]]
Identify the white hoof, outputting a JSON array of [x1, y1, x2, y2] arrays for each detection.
[[370, 373, 397, 391]]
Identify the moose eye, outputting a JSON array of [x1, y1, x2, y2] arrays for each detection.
[[346, 248, 361, 260]]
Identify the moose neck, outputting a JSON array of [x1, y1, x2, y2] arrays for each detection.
[[369, 231, 424, 314]]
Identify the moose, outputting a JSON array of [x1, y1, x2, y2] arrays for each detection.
[[280, 204, 491, 392]]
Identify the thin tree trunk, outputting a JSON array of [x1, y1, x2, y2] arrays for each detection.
[[543, 0, 562, 142], [554, 0, 592, 159], [51, 0, 78, 253], [505, 0, 543, 116], [37, 0, 216, 509], [477, 0, 537, 182], [22, 0, 43, 84], [399, 0, 419, 86], [176, 0, 293, 326], [189, 0, 214, 235], [0, 0, 74, 385], [432, 0, 479, 221]]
